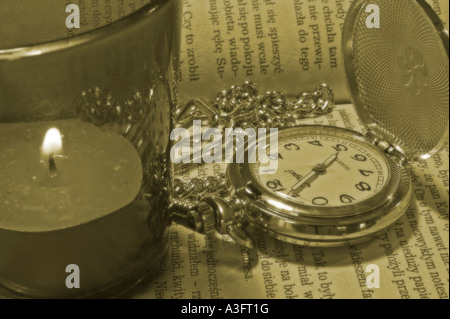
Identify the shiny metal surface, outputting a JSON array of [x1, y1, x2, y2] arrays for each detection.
[[343, 0, 449, 161], [226, 126, 412, 247]]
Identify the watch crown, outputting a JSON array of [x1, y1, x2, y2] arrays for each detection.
[[198, 201, 217, 235]]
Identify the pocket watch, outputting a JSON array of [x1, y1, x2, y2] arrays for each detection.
[[171, 0, 449, 247]]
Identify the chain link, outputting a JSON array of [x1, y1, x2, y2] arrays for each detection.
[[175, 82, 334, 130], [173, 174, 227, 199], [173, 82, 334, 199]]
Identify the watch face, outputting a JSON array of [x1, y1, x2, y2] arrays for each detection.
[[252, 128, 391, 208]]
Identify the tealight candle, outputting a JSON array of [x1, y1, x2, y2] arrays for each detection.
[[0, 120, 142, 231], [0, 119, 159, 297]]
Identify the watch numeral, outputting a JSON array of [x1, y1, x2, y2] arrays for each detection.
[[312, 197, 329, 206], [340, 194, 356, 204], [308, 141, 323, 147], [355, 182, 372, 191], [352, 154, 367, 162], [333, 144, 348, 152], [359, 169, 375, 177], [266, 180, 286, 192], [284, 143, 300, 151]]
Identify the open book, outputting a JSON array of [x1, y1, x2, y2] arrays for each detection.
[[135, 0, 448, 299]]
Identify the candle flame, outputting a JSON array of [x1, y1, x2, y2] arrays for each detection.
[[42, 128, 62, 155]]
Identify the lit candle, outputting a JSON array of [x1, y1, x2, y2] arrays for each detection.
[[42, 128, 62, 177], [0, 119, 155, 298]]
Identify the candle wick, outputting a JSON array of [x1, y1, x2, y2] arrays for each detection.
[[49, 154, 57, 176]]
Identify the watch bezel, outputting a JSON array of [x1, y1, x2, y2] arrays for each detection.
[[228, 126, 413, 245], [231, 126, 399, 217]]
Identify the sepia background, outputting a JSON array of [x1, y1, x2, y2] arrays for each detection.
[[0, 0, 448, 299]]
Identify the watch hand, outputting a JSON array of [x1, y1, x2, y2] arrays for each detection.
[[288, 170, 319, 197], [288, 153, 339, 197], [320, 152, 339, 169]]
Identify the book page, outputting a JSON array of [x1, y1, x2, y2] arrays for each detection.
[[134, 103, 449, 299], [177, 0, 449, 103]]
